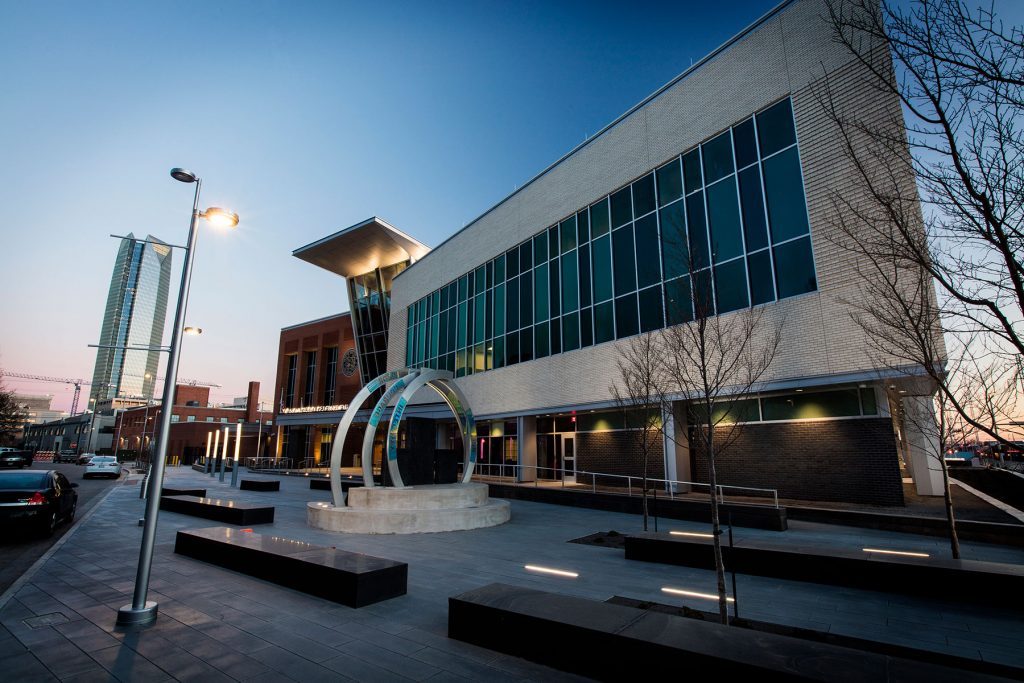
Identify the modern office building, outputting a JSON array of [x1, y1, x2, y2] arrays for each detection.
[[89, 234, 172, 405], [292, 0, 942, 506]]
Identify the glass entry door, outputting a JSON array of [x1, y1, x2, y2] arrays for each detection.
[[561, 435, 576, 484]]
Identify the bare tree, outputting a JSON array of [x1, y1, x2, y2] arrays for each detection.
[[0, 377, 26, 447], [820, 0, 1024, 450], [660, 278, 783, 624], [611, 332, 667, 531]]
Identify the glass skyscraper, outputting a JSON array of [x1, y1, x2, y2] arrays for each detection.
[[89, 234, 172, 405]]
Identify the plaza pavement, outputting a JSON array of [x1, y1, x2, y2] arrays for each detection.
[[1, 466, 1023, 682]]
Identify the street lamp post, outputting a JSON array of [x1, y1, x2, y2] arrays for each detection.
[[117, 168, 238, 626]]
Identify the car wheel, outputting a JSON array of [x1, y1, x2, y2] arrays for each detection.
[[39, 511, 57, 538], [67, 501, 77, 523]]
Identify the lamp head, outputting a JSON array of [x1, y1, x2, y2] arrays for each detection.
[[170, 168, 198, 183], [184, 327, 203, 336], [201, 207, 239, 228]]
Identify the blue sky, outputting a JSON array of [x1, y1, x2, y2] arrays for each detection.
[[0, 0, 785, 409]]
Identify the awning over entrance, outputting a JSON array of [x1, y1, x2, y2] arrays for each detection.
[[292, 216, 430, 278]]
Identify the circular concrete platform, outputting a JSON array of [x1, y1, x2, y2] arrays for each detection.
[[307, 482, 511, 534]]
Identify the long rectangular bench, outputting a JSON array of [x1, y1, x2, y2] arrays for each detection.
[[175, 527, 407, 607], [624, 532, 1024, 607], [159, 495, 274, 525], [239, 479, 280, 492], [310, 477, 364, 492], [449, 583, 1005, 682], [162, 487, 207, 497]]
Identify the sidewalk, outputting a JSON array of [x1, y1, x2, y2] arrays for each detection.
[[2, 467, 1023, 681]]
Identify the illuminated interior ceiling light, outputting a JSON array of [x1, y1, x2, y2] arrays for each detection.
[[863, 548, 930, 558], [524, 565, 579, 579], [670, 531, 714, 539], [662, 587, 735, 603]]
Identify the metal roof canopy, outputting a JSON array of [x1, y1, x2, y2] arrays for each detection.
[[292, 216, 430, 278]]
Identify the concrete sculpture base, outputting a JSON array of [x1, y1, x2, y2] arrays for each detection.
[[307, 482, 511, 534]]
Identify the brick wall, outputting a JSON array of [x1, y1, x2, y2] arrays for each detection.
[[690, 418, 904, 506], [576, 431, 665, 480]]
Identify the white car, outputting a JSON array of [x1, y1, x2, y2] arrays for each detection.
[[83, 456, 121, 479]]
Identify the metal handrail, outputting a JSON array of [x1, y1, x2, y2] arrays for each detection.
[[471, 462, 779, 508]]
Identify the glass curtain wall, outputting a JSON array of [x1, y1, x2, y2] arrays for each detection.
[[349, 261, 409, 384], [407, 98, 815, 374]]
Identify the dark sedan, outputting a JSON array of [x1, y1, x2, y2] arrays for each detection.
[[0, 450, 33, 469], [0, 470, 78, 537]]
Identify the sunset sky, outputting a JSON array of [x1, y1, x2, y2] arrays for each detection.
[[1, 0, 800, 410]]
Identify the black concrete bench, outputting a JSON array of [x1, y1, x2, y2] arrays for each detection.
[[239, 479, 280, 492], [624, 532, 1024, 607], [159, 495, 274, 525], [162, 487, 207, 497], [175, 527, 407, 607], [449, 583, 1004, 682], [310, 477, 364, 492]]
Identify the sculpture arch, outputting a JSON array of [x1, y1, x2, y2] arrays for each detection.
[[328, 368, 477, 507]]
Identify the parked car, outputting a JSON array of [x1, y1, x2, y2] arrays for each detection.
[[76, 453, 96, 466], [0, 449, 33, 469], [0, 470, 78, 537], [54, 450, 78, 464], [83, 456, 121, 479]]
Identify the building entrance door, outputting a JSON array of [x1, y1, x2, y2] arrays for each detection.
[[561, 435, 576, 484]]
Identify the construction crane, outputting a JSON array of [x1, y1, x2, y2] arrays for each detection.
[[1, 372, 221, 415]]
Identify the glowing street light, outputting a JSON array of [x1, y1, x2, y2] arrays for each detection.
[[117, 168, 239, 627], [183, 326, 203, 336]]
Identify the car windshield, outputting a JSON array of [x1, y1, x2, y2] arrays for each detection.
[[92, 457, 115, 463], [0, 472, 48, 489]]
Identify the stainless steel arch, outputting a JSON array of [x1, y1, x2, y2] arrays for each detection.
[[327, 368, 417, 507], [361, 374, 417, 489], [385, 370, 477, 488]]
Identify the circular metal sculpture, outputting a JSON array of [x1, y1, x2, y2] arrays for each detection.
[[327, 368, 477, 507]]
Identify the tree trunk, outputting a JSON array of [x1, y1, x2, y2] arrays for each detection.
[[940, 460, 961, 559], [705, 424, 729, 624]]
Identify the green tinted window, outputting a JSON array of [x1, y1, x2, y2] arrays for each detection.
[[550, 260, 560, 317], [520, 269, 533, 323], [457, 301, 467, 348], [562, 311, 580, 352], [550, 317, 561, 355], [591, 198, 610, 237], [686, 192, 710, 270], [534, 322, 549, 359], [533, 233, 548, 266], [520, 240, 533, 273], [577, 209, 590, 243], [592, 234, 613, 302], [615, 293, 639, 338], [657, 158, 683, 207], [578, 244, 592, 307], [660, 201, 688, 280], [548, 226, 558, 259], [534, 263, 549, 323], [702, 131, 734, 184], [612, 224, 637, 295], [474, 266, 485, 295], [474, 293, 485, 342], [594, 301, 615, 343], [506, 276, 519, 330], [439, 285, 449, 311], [707, 176, 744, 264], [762, 147, 809, 244], [438, 310, 449, 355], [634, 214, 660, 289], [773, 236, 816, 298], [738, 166, 768, 252], [455, 348, 466, 376], [638, 286, 663, 332], [493, 336, 505, 369], [611, 186, 632, 228], [561, 252, 579, 312], [520, 327, 533, 362], [506, 331, 519, 365], [430, 316, 439, 358], [756, 98, 796, 157], [732, 118, 758, 169], [506, 245, 519, 278], [458, 275, 468, 302], [580, 307, 594, 347], [632, 173, 656, 218], [682, 149, 702, 194], [714, 258, 749, 313], [762, 389, 861, 420], [693, 268, 715, 318], [747, 250, 775, 305], [494, 254, 505, 283], [493, 284, 505, 336], [560, 216, 577, 253]]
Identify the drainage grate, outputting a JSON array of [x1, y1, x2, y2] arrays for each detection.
[[23, 612, 70, 629]]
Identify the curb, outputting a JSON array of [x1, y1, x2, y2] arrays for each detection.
[[951, 479, 1024, 524], [0, 478, 127, 612]]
